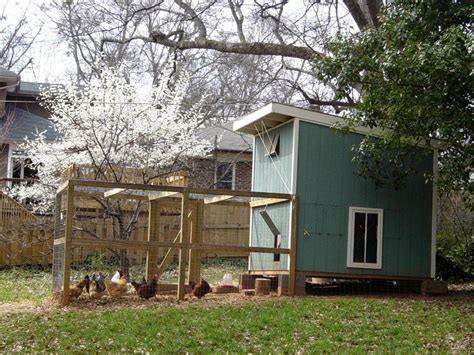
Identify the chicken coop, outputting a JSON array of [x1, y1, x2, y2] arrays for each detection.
[[234, 103, 437, 295], [52, 178, 296, 305]]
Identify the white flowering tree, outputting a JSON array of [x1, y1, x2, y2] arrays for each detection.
[[11, 65, 211, 270]]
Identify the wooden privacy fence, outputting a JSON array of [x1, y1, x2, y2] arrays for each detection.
[[0, 191, 54, 266], [53, 179, 297, 305], [0, 168, 191, 267], [0, 200, 249, 267]]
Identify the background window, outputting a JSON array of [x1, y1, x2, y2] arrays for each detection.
[[347, 207, 383, 269], [215, 162, 234, 190]]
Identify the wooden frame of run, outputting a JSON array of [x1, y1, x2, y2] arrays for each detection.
[[54, 179, 298, 304]]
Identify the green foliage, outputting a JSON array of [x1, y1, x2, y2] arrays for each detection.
[[437, 193, 474, 279], [315, 0, 473, 204], [0, 296, 472, 352]]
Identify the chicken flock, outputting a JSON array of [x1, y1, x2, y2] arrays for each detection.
[[67, 271, 212, 301]]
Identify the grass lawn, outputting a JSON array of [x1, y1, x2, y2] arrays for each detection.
[[0, 267, 472, 352]]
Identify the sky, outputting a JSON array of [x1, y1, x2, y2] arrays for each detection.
[[4, 0, 355, 85], [4, 0, 71, 83]]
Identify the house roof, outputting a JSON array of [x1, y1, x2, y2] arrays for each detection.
[[0, 66, 20, 86], [0, 105, 58, 141], [199, 122, 253, 153], [233, 102, 385, 138]]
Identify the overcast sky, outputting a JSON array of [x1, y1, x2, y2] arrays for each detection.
[[5, 0, 71, 83]]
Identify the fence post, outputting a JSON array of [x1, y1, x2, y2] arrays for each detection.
[[145, 199, 160, 280], [61, 181, 74, 306], [188, 200, 203, 283], [177, 190, 190, 301]]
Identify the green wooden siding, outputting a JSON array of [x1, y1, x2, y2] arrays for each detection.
[[296, 121, 433, 278], [250, 122, 293, 271], [249, 202, 290, 271]]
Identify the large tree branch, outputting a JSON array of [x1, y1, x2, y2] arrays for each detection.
[[342, 0, 382, 30], [148, 32, 322, 60]]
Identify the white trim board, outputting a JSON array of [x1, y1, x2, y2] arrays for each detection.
[[346, 206, 384, 270], [233, 102, 438, 150], [430, 149, 439, 278], [234, 102, 386, 138]]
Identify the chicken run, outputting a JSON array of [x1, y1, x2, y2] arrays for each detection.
[[53, 179, 297, 305]]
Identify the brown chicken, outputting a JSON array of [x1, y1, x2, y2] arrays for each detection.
[[131, 276, 146, 292], [189, 278, 211, 299], [68, 275, 90, 299], [89, 272, 107, 299], [105, 271, 128, 298], [132, 275, 158, 299]]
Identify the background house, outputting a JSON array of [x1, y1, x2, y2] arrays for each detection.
[[0, 67, 253, 196], [192, 123, 252, 191], [0, 66, 56, 189]]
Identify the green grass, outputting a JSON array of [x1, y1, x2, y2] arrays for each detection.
[[0, 267, 472, 352], [0, 267, 51, 303], [0, 296, 472, 352]]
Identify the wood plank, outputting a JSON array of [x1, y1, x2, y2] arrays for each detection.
[[301, 270, 430, 281], [149, 191, 182, 200], [203, 195, 234, 205], [249, 198, 288, 208], [61, 183, 74, 306], [156, 231, 181, 277], [71, 238, 290, 255], [103, 188, 126, 198], [202, 224, 249, 230], [145, 200, 160, 280], [54, 237, 65, 246], [56, 180, 69, 195], [74, 191, 148, 200], [190, 244, 290, 254], [177, 191, 190, 301], [249, 270, 290, 275], [188, 200, 203, 283], [288, 195, 298, 296], [71, 179, 293, 200]]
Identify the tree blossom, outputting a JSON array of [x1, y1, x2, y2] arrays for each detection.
[[11, 64, 212, 212]]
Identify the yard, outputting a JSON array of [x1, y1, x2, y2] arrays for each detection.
[[0, 267, 472, 352]]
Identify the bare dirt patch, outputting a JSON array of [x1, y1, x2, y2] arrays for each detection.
[[0, 291, 282, 315]]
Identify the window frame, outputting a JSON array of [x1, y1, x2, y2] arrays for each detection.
[[262, 132, 280, 157], [215, 161, 235, 190], [346, 206, 383, 269]]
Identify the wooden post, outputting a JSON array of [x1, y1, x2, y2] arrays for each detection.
[[188, 200, 203, 283], [177, 190, 190, 301], [145, 200, 160, 280], [61, 182, 74, 306], [288, 195, 298, 296], [255, 278, 271, 295]]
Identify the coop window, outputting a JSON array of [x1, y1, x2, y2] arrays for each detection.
[[215, 161, 234, 190], [262, 132, 280, 157], [347, 207, 383, 269]]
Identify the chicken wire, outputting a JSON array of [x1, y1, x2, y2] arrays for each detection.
[[53, 181, 297, 303], [52, 243, 64, 296]]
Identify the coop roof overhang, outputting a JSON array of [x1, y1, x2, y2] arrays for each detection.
[[233, 103, 439, 149], [233, 102, 388, 138]]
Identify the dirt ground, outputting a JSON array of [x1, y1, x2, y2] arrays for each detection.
[[0, 291, 286, 315], [0, 282, 472, 315]]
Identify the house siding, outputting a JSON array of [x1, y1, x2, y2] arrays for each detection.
[[296, 121, 433, 278], [250, 121, 293, 271]]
